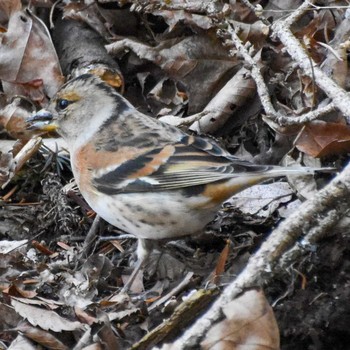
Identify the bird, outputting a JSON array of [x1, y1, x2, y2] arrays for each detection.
[[26, 74, 330, 290]]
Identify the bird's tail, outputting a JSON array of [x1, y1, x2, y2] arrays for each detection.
[[265, 166, 336, 177]]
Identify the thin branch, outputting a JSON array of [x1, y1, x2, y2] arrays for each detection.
[[271, 1, 350, 119], [1, 137, 42, 189], [263, 102, 336, 126], [225, 22, 279, 119], [226, 16, 336, 126], [279, 208, 345, 270], [279, 0, 313, 27]]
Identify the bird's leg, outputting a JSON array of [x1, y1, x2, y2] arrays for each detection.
[[120, 238, 153, 292]]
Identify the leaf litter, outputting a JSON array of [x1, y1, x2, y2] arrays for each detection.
[[0, 1, 349, 349]]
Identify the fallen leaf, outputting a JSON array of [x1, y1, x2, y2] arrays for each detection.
[[0, 239, 28, 254], [0, 8, 64, 103], [75, 306, 97, 326], [106, 34, 239, 114], [210, 240, 231, 285], [4, 284, 37, 299], [152, 9, 213, 31], [31, 240, 55, 256], [95, 312, 123, 350], [0, 149, 12, 185], [0, 96, 36, 139], [295, 120, 350, 157], [16, 322, 68, 350], [0, 0, 21, 20], [201, 289, 280, 349], [0, 302, 23, 328], [8, 334, 37, 350], [227, 182, 293, 217], [11, 297, 83, 332]]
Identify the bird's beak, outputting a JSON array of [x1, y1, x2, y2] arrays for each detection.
[[26, 109, 58, 132]]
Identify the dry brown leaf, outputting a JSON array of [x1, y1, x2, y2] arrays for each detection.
[[108, 240, 124, 253], [0, 96, 36, 140], [231, 20, 269, 48], [263, 1, 303, 21], [145, 77, 187, 116], [75, 306, 97, 326], [295, 120, 350, 157], [11, 297, 83, 332], [106, 34, 239, 113], [0, 239, 28, 254], [100, 292, 130, 306], [0, 148, 12, 185], [31, 240, 55, 256], [0, 302, 23, 328], [227, 182, 294, 217], [152, 9, 213, 31], [16, 322, 68, 350], [63, 2, 110, 40], [210, 240, 231, 285], [321, 16, 350, 89], [95, 312, 122, 350], [0, 0, 21, 22], [295, 10, 337, 62], [4, 284, 37, 299], [8, 334, 36, 350], [299, 74, 317, 109], [325, 42, 348, 89], [0, 8, 64, 103], [201, 289, 280, 350], [14, 296, 62, 309]]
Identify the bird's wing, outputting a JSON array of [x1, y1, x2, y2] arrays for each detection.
[[92, 134, 272, 195]]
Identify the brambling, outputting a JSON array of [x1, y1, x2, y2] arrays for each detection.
[[27, 74, 328, 288]]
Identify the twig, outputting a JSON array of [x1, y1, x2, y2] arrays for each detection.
[[271, 0, 350, 119], [280, 0, 313, 27], [239, 0, 270, 25], [1, 137, 42, 189], [279, 208, 343, 270], [263, 102, 336, 126], [134, 287, 220, 350], [225, 22, 278, 119], [78, 215, 101, 260], [225, 16, 336, 126], [148, 272, 194, 312]]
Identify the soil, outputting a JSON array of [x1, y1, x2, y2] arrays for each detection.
[[274, 233, 350, 350]]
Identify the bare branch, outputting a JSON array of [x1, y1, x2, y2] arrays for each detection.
[[225, 12, 336, 127], [271, 1, 350, 120]]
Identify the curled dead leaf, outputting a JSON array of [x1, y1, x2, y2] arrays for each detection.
[[295, 120, 350, 157], [0, 8, 64, 103], [0, 0, 21, 21], [11, 297, 84, 332], [0, 96, 36, 140], [16, 322, 68, 350], [201, 289, 280, 350]]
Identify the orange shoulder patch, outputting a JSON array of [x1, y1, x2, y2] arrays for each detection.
[[129, 145, 176, 178]]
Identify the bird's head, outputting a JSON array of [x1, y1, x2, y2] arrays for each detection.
[[27, 74, 129, 146]]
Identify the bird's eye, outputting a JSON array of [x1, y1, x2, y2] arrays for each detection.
[[57, 99, 69, 110]]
